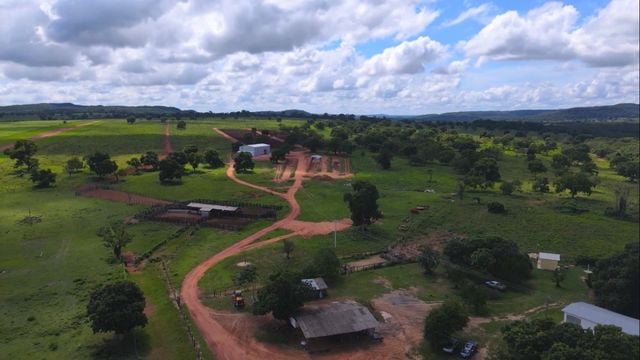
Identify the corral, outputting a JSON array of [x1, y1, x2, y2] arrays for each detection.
[[135, 199, 282, 230]]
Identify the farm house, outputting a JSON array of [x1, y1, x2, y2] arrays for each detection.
[[301, 277, 329, 299], [238, 143, 271, 157], [289, 301, 378, 343], [536, 252, 560, 270], [562, 302, 639, 336]]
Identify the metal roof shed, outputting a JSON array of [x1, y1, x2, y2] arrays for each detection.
[[562, 302, 640, 336], [291, 301, 378, 339]]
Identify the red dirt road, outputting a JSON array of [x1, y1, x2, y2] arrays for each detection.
[[180, 144, 354, 359], [213, 127, 239, 143], [0, 121, 98, 152]]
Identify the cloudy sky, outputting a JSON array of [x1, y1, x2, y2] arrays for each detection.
[[0, 0, 638, 114]]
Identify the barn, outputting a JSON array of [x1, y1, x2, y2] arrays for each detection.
[[562, 302, 639, 336], [186, 202, 238, 218], [238, 143, 271, 157], [537, 252, 560, 270], [289, 301, 378, 341]]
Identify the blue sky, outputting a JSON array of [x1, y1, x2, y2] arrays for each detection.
[[0, 0, 637, 114]]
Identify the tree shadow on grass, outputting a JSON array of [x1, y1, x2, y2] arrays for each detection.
[[90, 329, 150, 359]]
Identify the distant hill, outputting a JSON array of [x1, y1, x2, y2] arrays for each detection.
[[0, 103, 192, 120], [1, 102, 637, 123], [411, 103, 639, 122]]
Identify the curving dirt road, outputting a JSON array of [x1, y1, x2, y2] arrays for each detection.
[[180, 147, 353, 360]]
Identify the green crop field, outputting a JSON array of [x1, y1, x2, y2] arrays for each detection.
[[0, 117, 637, 359]]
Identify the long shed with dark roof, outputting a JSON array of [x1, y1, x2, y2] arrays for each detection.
[[290, 301, 378, 339]]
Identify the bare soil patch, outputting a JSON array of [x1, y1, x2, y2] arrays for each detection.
[[386, 230, 465, 262]]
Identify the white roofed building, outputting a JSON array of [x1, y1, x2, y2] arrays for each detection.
[[562, 302, 639, 336], [238, 143, 271, 157], [537, 252, 560, 270]]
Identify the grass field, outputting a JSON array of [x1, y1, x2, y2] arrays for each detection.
[[0, 118, 637, 359]]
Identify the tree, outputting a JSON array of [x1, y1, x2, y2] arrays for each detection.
[[234, 264, 257, 287], [85, 152, 118, 179], [4, 139, 38, 170], [592, 242, 639, 318], [500, 180, 521, 195], [30, 168, 56, 188], [500, 319, 639, 360], [375, 150, 392, 170], [555, 172, 596, 198], [423, 301, 469, 347], [270, 148, 287, 164], [126, 116, 136, 124], [551, 154, 571, 174], [234, 152, 255, 173], [460, 283, 488, 314], [167, 152, 188, 166], [65, 157, 84, 174], [158, 158, 185, 184], [204, 149, 224, 168], [487, 201, 506, 213], [252, 271, 307, 321], [176, 120, 186, 130], [97, 222, 133, 261], [302, 248, 341, 283], [282, 239, 294, 260], [343, 180, 381, 227], [615, 161, 639, 182], [87, 281, 147, 335], [126, 157, 142, 171], [552, 267, 565, 288], [186, 152, 203, 172], [140, 151, 159, 170], [527, 159, 547, 174], [533, 177, 550, 193], [465, 157, 501, 189], [418, 247, 440, 274]]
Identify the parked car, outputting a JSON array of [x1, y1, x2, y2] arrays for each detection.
[[459, 341, 477, 359], [442, 338, 460, 354], [485, 280, 507, 291]]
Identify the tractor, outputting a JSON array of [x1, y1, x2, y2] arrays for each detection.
[[232, 290, 245, 308]]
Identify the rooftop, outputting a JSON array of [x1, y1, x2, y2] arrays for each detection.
[[539, 252, 561, 261], [186, 202, 238, 212], [243, 143, 270, 147], [301, 277, 328, 291], [563, 302, 639, 336], [293, 301, 378, 339]]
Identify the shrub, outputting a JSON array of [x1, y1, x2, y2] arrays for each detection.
[[487, 202, 506, 213]]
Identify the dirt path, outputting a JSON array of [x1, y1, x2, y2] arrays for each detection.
[[0, 120, 98, 151], [74, 183, 170, 206], [180, 143, 357, 359], [162, 123, 173, 158], [213, 127, 239, 143]]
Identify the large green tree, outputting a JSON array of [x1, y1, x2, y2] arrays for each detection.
[[30, 168, 56, 188], [204, 149, 225, 168], [97, 223, 133, 261], [252, 271, 307, 321], [4, 139, 38, 170], [499, 319, 639, 360], [85, 152, 118, 179], [555, 172, 596, 198], [343, 180, 381, 227], [423, 301, 469, 347], [158, 158, 185, 183], [87, 281, 147, 335], [234, 152, 255, 173], [140, 151, 159, 170], [302, 248, 341, 283], [592, 242, 639, 318]]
